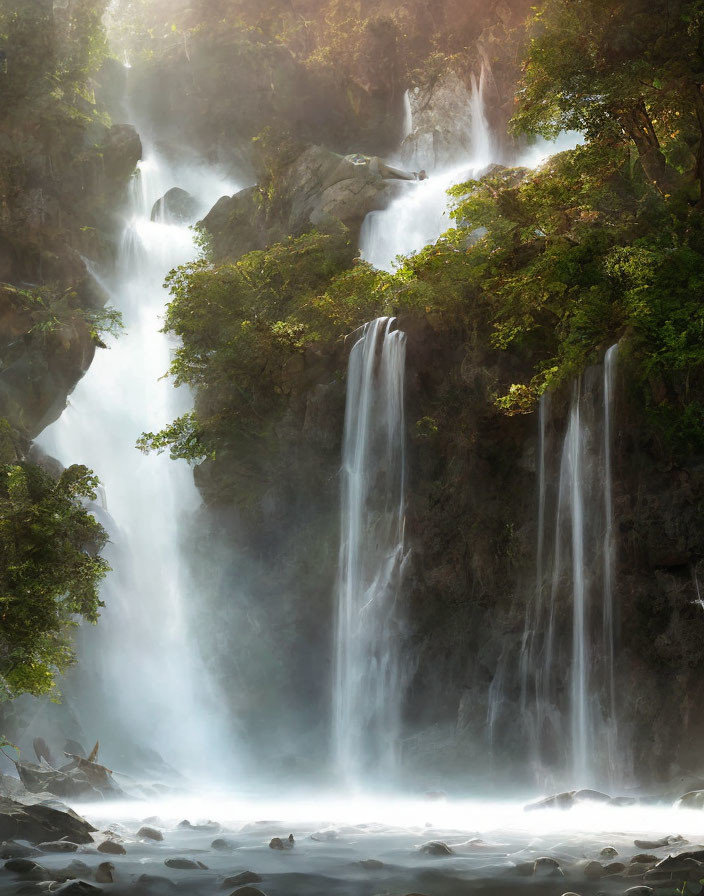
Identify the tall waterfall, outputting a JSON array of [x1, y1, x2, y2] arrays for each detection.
[[333, 317, 407, 785], [37, 147, 239, 778], [518, 346, 620, 787]]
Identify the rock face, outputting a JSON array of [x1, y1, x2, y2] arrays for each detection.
[[202, 147, 411, 262], [151, 187, 198, 224], [0, 796, 96, 844], [401, 71, 477, 170]]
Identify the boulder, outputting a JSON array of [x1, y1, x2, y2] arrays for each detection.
[[100, 124, 142, 184], [96, 841, 125, 855], [164, 858, 206, 870], [525, 792, 576, 811], [211, 837, 237, 850], [677, 790, 704, 809], [36, 842, 79, 853], [418, 841, 453, 856], [137, 826, 163, 842], [150, 188, 199, 224], [268, 835, 294, 851], [95, 863, 114, 884], [0, 797, 96, 845], [0, 841, 41, 859], [222, 872, 262, 887]]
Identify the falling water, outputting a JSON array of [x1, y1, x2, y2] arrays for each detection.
[[518, 347, 620, 788], [360, 68, 495, 272], [333, 317, 407, 786], [37, 147, 239, 778]]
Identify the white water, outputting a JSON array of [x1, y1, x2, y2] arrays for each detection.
[[333, 318, 407, 786], [518, 348, 621, 789], [361, 66, 581, 273], [37, 147, 239, 778]]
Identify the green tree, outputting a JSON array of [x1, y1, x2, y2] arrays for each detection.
[[515, 0, 704, 199], [0, 457, 110, 698]]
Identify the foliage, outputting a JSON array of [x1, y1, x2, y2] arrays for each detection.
[[0, 458, 110, 698], [514, 0, 704, 198]]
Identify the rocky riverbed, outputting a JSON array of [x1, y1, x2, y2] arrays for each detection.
[[2, 788, 704, 896]]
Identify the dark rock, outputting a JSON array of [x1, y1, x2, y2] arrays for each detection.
[[534, 856, 563, 876], [211, 837, 237, 850], [634, 836, 686, 849], [95, 863, 114, 884], [624, 888, 654, 896], [222, 872, 263, 887], [525, 792, 575, 811], [151, 188, 199, 224], [268, 834, 294, 851], [37, 841, 79, 853], [55, 861, 91, 883], [605, 862, 626, 875], [358, 859, 383, 869], [0, 797, 96, 845], [137, 826, 163, 842], [100, 124, 142, 184], [96, 840, 126, 855], [419, 841, 454, 856], [677, 790, 704, 809], [601, 848, 619, 858], [164, 858, 204, 870], [0, 842, 41, 859], [227, 888, 267, 896], [584, 861, 605, 879], [5, 858, 46, 875], [52, 882, 102, 896], [631, 855, 658, 864]]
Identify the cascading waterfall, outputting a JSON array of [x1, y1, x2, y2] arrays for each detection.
[[360, 68, 495, 272], [333, 317, 407, 785], [37, 146, 239, 778], [517, 346, 620, 787]]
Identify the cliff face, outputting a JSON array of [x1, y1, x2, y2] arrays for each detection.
[[188, 302, 704, 789], [0, 4, 141, 440]]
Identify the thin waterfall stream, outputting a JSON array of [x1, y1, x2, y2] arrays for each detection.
[[333, 317, 407, 786], [515, 346, 621, 788]]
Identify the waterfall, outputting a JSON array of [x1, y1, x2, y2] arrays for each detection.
[[360, 67, 495, 273], [36, 147, 239, 778], [333, 317, 407, 785], [518, 346, 620, 788]]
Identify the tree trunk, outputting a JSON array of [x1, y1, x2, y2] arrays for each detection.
[[618, 101, 680, 196]]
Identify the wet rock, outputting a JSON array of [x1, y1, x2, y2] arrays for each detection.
[[601, 847, 619, 858], [211, 837, 238, 850], [15, 758, 119, 802], [0, 842, 41, 859], [164, 857, 206, 870], [222, 872, 263, 887], [177, 820, 192, 829], [624, 888, 654, 896], [634, 835, 686, 849], [137, 826, 163, 842], [534, 856, 563, 876], [419, 840, 454, 856], [268, 834, 294, 851], [525, 792, 575, 811], [100, 124, 142, 184], [358, 859, 384, 869], [150, 188, 198, 224], [631, 855, 658, 864], [514, 862, 534, 876], [95, 863, 114, 884], [574, 789, 612, 803], [677, 790, 704, 809], [0, 798, 95, 845], [37, 841, 79, 853], [96, 840, 125, 855], [4, 859, 49, 878], [55, 861, 90, 883], [584, 861, 605, 879], [227, 888, 267, 896], [52, 882, 102, 896], [605, 862, 626, 875]]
